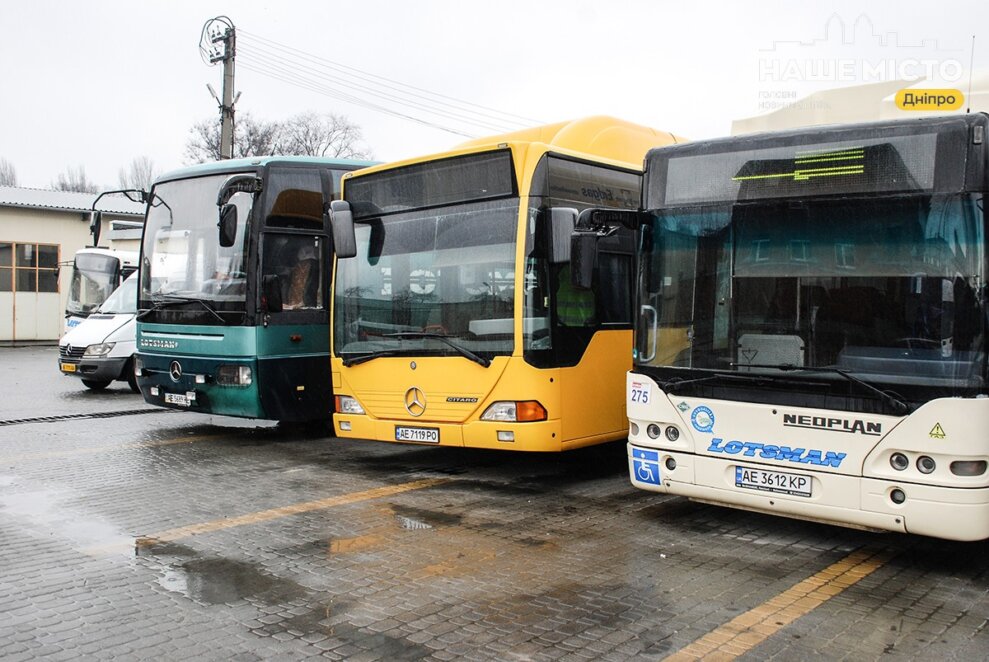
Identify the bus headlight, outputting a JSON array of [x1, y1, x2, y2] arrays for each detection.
[[335, 395, 365, 415], [84, 342, 115, 357], [216, 365, 253, 386], [916, 456, 936, 474], [480, 401, 547, 422]]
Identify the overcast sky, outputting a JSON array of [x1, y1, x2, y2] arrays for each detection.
[[1, 0, 986, 189]]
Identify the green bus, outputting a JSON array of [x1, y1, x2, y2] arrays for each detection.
[[136, 156, 374, 423]]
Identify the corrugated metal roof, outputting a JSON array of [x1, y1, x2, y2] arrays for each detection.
[[0, 185, 145, 216]]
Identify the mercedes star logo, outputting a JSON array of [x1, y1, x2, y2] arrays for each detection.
[[169, 360, 183, 382], [404, 387, 426, 417]]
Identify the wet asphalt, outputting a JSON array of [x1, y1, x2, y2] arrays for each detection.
[[1, 345, 988, 660]]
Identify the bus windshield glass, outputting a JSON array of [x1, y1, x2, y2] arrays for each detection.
[[637, 192, 987, 398], [68, 253, 119, 315], [335, 151, 518, 361], [334, 198, 519, 360], [97, 273, 138, 315], [140, 173, 253, 313]]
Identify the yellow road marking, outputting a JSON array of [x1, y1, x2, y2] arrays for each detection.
[[0, 433, 224, 463], [663, 547, 890, 661], [81, 477, 450, 556]]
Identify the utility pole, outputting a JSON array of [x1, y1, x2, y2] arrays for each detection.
[[199, 16, 239, 159]]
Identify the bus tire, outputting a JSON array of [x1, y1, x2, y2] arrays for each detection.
[[82, 379, 111, 391]]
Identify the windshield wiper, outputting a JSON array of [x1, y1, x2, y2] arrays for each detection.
[[138, 294, 226, 325], [384, 332, 491, 368], [658, 371, 784, 392], [341, 350, 404, 367], [732, 363, 912, 415]]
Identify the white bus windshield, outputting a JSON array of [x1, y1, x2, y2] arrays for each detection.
[[637, 193, 987, 396], [67, 253, 120, 315]]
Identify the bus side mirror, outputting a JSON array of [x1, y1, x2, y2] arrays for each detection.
[[90, 211, 103, 247], [329, 200, 357, 259], [547, 207, 577, 264], [570, 233, 598, 290], [218, 203, 238, 248]]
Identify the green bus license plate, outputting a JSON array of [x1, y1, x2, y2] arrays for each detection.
[[164, 393, 191, 407], [735, 465, 812, 497], [395, 426, 439, 443]]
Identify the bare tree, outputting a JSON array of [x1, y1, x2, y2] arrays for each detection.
[[280, 112, 373, 160], [185, 112, 282, 163], [0, 158, 17, 186], [185, 111, 373, 163], [52, 165, 99, 193], [118, 156, 160, 191]]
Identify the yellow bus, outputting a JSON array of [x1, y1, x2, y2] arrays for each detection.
[[329, 117, 683, 451]]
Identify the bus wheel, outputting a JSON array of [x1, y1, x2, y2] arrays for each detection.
[[125, 358, 141, 394], [82, 379, 111, 391]]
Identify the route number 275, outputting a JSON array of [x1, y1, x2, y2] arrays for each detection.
[[630, 387, 650, 404]]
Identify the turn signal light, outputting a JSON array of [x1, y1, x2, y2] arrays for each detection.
[[516, 401, 547, 422], [480, 400, 547, 422]]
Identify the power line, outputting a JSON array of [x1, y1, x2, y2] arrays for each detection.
[[238, 31, 540, 125], [237, 60, 477, 138], [237, 52, 514, 135], [236, 30, 541, 137]]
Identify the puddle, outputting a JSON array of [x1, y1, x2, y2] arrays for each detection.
[[0, 488, 127, 551], [391, 504, 462, 527], [157, 558, 307, 605]]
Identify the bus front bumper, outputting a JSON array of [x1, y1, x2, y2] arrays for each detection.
[[628, 443, 989, 542], [334, 414, 571, 452]]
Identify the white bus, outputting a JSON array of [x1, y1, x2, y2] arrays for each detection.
[[65, 247, 138, 329], [574, 113, 989, 541]]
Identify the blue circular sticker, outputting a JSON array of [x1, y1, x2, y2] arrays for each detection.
[[691, 406, 715, 433]]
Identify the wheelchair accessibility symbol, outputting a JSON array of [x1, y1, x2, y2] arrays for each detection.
[[632, 448, 662, 486], [634, 460, 661, 485]]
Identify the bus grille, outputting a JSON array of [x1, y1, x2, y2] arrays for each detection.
[[361, 389, 484, 423]]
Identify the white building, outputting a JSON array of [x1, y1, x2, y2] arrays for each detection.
[[0, 186, 145, 342]]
